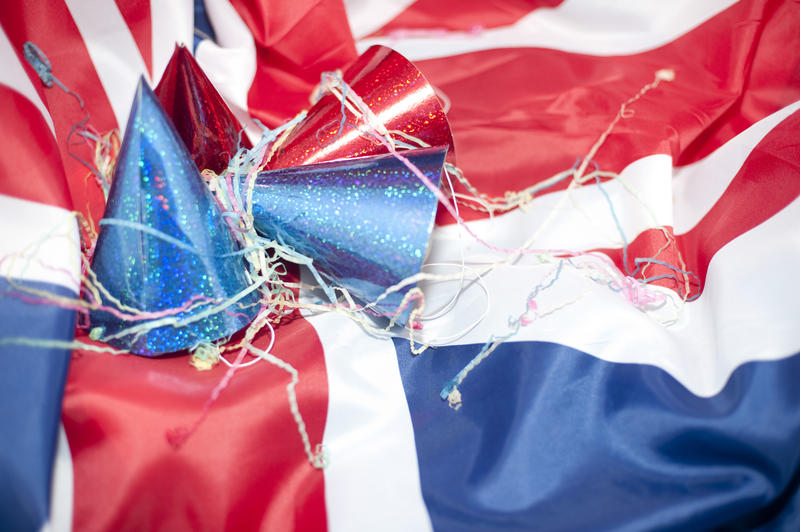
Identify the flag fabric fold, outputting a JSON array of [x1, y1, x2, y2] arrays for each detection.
[[1, 1, 799, 531]]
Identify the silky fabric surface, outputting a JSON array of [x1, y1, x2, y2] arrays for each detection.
[[3, 0, 800, 530], [414, 0, 800, 224], [228, 0, 358, 128], [0, 45, 77, 530], [64, 311, 328, 532], [394, 338, 800, 531], [595, 108, 800, 299], [2, 0, 124, 226], [155, 45, 251, 175], [89, 80, 259, 356], [0, 89, 72, 210], [0, 279, 73, 532], [373, 0, 564, 34]]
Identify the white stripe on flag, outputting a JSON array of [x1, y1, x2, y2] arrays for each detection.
[[419, 107, 800, 396], [301, 279, 433, 532], [423, 196, 800, 397], [0, 26, 56, 137], [673, 99, 800, 233], [430, 153, 674, 259], [357, 0, 738, 59], [151, 0, 195, 83], [64, 0, 149, 128], [40, 424, 73, 532], [429, 100, 800, 260], [0, 194, 80, 293], [343, 0, 417, 40], [195, 0, 260, 143]]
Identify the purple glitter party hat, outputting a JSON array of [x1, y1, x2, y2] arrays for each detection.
[[249, 146, 447, 324], [88, 78, 260, 356]]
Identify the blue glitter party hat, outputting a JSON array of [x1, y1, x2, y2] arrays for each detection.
[[88, 78, 260, 356], [249, 147, 446, 324]]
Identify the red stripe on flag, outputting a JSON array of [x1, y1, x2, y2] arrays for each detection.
[[368, 0, 564, 37], [1, 0, 120, 220], [228, 0, 358, 127], [676, 107, 800, 297], [676, 0, 800, 164], [415, 0, 800, 222], [598, 108, 800, 299], [64, 310, 329, 532], [114, 0, 153, 78], [0, 85, 71, 209]]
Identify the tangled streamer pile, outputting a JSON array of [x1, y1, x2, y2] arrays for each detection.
[[3, 42, 701, 468]]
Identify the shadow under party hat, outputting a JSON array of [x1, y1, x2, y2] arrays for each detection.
[[155, 44, 251, 175], [88, 78, 260, 356], [249, 146, 447, 324]]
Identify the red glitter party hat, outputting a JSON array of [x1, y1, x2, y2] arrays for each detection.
[[155, 44, 251, 175], [266, 45, 455, 170]]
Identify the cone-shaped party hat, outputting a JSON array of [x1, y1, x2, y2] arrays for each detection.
[[155, 44, 250, 175], [266, 46, 454, 170], [89, 78, 260, 356], [250, 146, 447, 323]]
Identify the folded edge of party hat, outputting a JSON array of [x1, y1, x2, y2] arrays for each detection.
[[249, 145, 447, 324]]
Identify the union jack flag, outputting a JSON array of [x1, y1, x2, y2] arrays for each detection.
[[1, 1, 799, 530]]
